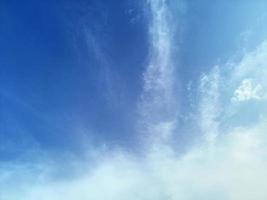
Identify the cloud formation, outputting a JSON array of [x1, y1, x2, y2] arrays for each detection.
[[2, 1, 267, 200], [232, 79, 265, 102]]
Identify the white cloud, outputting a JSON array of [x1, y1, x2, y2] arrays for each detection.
[[1, 119, 267, 200], [232, 78, 265, 102], [199, 66, 220, 146]]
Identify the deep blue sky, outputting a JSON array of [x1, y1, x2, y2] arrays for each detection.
[[0, 0, 149, 158], [1, 0, 267, 160]]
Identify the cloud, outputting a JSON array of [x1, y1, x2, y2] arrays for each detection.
[[1, 121, 267, 200], [232, 78, 265, 102], [199, 66, 220, 146], [229, 41, 267, 104]]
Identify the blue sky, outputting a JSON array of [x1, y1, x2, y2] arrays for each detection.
[[1, 0, 149, 157], [1, 0, 267, 199]]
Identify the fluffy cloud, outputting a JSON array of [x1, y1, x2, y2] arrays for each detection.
[[232, 79, 265, 102]]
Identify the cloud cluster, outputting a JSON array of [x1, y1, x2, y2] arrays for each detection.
[[232, 78, 265, 102]]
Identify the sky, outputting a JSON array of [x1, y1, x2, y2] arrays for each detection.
[[1, 0, 267, 199]]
